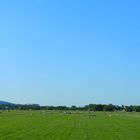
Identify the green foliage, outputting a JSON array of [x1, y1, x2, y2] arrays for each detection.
[[103, 104, 115, 112], [125, 106, 133, 112], [1, 104, 140, 112], [134, 106, 140, 112]]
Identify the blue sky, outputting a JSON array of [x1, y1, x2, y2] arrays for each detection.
[[0, 0, 140, 106]]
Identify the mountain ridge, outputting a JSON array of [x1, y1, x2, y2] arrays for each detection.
[[0, 101, 15, 105]]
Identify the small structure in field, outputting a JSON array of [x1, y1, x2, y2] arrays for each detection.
[[63, 111, 71, 115]]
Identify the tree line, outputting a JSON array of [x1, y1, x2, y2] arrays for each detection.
[[0, 103, 140, 112]]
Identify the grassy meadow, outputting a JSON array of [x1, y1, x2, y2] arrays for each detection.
[[0, 111, 140, 140]]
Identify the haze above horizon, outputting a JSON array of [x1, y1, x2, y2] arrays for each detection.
[[0, 0, 140, 106]]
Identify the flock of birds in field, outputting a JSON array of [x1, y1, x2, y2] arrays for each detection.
[[0, 110, 112, 118]]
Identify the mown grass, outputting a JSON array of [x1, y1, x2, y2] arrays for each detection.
[[0, 111, 140, 140]]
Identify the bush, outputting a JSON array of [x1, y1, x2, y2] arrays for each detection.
[[103, 104, 115, 112]]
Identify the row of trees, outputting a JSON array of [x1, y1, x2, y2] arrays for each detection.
[[0, 103, 140, 112], [125, 105, 140, 112]]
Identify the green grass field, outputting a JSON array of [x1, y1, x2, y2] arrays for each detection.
[[0, 111, 140, 140]]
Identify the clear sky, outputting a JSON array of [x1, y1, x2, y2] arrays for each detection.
[[0, 0, 140, 106]]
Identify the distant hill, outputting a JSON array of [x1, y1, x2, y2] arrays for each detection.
[[0, 101, 15, 105]]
